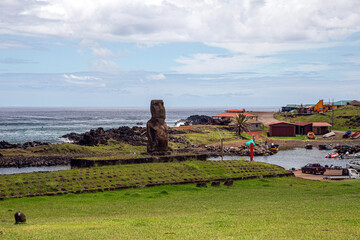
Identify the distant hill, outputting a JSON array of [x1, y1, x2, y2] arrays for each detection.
[[274, 105, 360, 131]]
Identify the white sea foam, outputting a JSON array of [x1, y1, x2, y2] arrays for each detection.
[[58, 137, 74, 143]]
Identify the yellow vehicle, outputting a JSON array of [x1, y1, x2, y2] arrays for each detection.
[[307, 132, 315, 139], [269, 144, 279, 153]]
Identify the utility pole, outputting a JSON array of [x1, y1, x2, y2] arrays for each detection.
[[217, 129, 223, 161], [331, 99, 334, 130]]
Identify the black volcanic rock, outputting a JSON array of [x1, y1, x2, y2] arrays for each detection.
[[0, 141, 20, 149], [22, 141, 49, 149], [176, 115, 213, 126], [0, 156, 71, 168], [62, 126, 147, 146], [15, 211, 26, 224], [0, 141, 48, 149]]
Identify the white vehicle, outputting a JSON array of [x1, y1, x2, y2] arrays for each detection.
[[323, 168, 360, 180], [323, 131, 335, 138], [346, 160, 360, 170]]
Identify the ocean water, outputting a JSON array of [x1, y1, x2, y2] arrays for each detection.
[[209, 148, 350, 170], [0, 107, 278, 144]]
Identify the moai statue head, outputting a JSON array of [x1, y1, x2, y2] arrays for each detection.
[[150, 100, 165, 120]]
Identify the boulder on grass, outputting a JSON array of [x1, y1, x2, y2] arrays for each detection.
[[224, 180, 233, 186], [211, 181, 220, 187], [14, 211, 26, 224], [196, 182, 207, 187]]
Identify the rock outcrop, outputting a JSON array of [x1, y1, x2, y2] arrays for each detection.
[[175, 115, 213, 126], [0, 141, 48, 149], [62, 126, 147, 146], [15, 211, 26, 224], [146, 100, 169, 154], [203, 142, 272, 156]]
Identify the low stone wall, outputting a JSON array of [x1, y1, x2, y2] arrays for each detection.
[[0, 156, 71, 168], [71, 154, 209, 168]]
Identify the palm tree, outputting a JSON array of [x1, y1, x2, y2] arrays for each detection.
[[232, 114, 249, 138]]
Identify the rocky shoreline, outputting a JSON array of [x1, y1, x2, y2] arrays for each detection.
[[0, 141, 49, 149], [0, 141, 271, 168], [175, 142, 273, 156]]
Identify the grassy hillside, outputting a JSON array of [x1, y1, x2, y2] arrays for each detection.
[[1, 177, 360, 239], [275, 105, 360, 131]]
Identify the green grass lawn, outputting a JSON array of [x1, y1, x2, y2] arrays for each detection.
[[260, 132, 312, 141], [0, 161, 288, 199], [1, 177, 360, 239], [184, 126, 241, 145]]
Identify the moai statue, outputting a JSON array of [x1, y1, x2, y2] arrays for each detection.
[[147, 100, 168, 154]]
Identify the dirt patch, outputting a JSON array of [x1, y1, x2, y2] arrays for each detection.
[[293, 170, 324, 181], [251, 112, 277, 126]]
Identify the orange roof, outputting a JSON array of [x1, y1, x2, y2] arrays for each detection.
[[294, 122, 312, 126], [312, 122, 332, 127], [241, 112, 257, 117], [212, 112, 239, 117], [212, 112, 257, 118]]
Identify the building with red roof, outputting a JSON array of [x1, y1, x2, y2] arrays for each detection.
[[212, 109, 259, 127], [294, 122, 313, 135], [312, 122, 331, 135], [268, 121, 296, 137], [267, 121, 331, 136]]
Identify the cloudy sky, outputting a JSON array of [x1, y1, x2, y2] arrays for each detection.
[[1, 0, 359, 108]]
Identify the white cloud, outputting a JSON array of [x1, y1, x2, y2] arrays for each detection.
[[0, 38, 35, 49], [63, 74, 106, 87], [173, 53, 279, 74], [78, 39, 122, 72], [146, 73, 166, 80], [282, 63, 330, 73], [206, 42, 339, 56], [1, 0, 359, 46]]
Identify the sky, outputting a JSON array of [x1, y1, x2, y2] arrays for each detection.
[[0, 0, 359, 108]]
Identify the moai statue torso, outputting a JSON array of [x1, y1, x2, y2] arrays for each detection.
[[146, 100, 168, 154]]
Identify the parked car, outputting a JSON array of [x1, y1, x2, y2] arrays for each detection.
[[350, 131, 360, 139], [323, 168, 360, 180], [301, 163, 326, 175], [346, 160, 360, 171]]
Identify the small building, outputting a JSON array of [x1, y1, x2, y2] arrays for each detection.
[[334, 100, 352, 107], [281, 104, 299, 112], [294, 122, 313, 135], [313, 100, 351, 113], [313, 100, 331, 112], [247, 119, 263, 131], [312, 122, 331, 135], [212, 109, 258, 125], [268, 121, 296, 137], [349, 100, 360, 107], [297, 105, 314, 114]]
